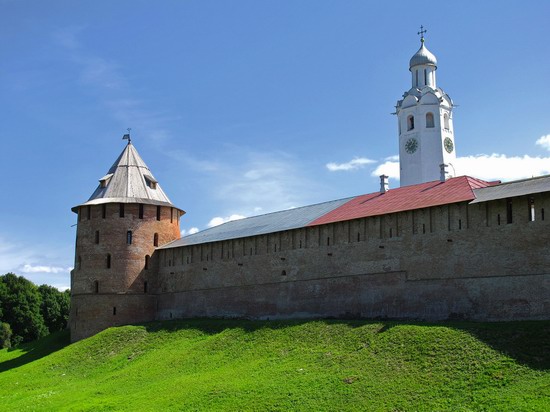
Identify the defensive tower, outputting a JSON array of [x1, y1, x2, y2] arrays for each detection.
[[396, 28, 456, 186], [69, 138, 183, 341]]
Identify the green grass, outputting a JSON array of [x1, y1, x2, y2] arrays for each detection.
[[0, 320, 548, 411]]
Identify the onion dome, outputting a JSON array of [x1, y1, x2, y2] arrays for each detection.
[[409, 41, 437, 70]]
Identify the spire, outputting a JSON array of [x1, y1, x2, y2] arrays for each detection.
[[72, 141, 180, 212]]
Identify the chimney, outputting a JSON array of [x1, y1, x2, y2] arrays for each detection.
[[440, 164, 448, 182], [380, 175, 389, 193]]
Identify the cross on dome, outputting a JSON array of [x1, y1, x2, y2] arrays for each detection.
[[417, 25, 427, 43]]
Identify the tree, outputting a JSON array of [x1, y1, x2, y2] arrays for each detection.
[[0, 273, 48, 343], [38, 285, 70, 333], [0, 322, 12, 349]]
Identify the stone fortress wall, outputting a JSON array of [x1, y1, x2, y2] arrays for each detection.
[[155, 192, 550, 322], [70, 203, 180, 341]]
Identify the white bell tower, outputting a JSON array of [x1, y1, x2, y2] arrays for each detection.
[[396, 27, 456, 187]]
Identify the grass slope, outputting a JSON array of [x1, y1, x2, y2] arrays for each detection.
[[0, 320, 548, 411]]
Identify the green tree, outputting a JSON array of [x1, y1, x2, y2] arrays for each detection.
[[0, 322, 12, 349], [0, 273, 48, 343], [38, 285, 70, 333]]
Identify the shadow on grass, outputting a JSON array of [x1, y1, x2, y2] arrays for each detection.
[[0, 329, 70, 373], [142, 318, 550, 371]]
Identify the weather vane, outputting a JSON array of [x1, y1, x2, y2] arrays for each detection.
[[122, 128, 132, 144], [418, 25, 427, 43]]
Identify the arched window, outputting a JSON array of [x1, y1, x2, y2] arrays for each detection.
[[145, 255, 150, 270], [139, 204, 144, 219], [156, 206, 161, 221], [407, 115, 415, 131], [127, 230, 133, 245], [95, 230, 100, 244], [106, 254, 111, 269], [443, 114, 450, 130], [153, 233, 159, 247], [426, 112, 434, 128]]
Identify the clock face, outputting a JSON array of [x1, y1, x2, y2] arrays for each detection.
[[405, 138, 418, 154], [444, 137, 454, 153]]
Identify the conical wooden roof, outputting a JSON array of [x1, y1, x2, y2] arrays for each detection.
[[72, 142, 182, 213]]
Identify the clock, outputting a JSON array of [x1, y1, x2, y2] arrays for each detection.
[[405, 138, 418, 154], [444, 137, 454, 153]]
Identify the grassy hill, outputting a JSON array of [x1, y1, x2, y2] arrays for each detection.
[[0, 319, 548, 411]]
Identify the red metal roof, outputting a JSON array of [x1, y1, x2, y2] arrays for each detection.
[[308, 176, 496, 226]]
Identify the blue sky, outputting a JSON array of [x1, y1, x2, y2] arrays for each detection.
[[1, 1, 549, 290]]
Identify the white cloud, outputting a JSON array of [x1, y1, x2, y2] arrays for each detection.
[[371, 152, 550, 183], [372, 158, 400, 180], [52, 25, 86, 50], [326, 157, 376, 171], [20, 264, 72, 274], [453, 154, 550, 181], [181, 227, 200, 236], [207, 214, 246, 228], [0, 236, 72, 290], [192, 149, 324, 218], [535, 135, 550, 151]]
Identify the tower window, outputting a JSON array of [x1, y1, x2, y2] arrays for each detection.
[[139, 204, 144, 219], [170, 207, 173, 223], [94, 280, 99, 294], [144, 281, 148, 294], [528, 198, 535, 222], [113, 307, 117, 315], [127, 230, 133, 245], [156, 206, 161, 221], [106, 254, 111, 269], [119, 203, 125, 218], [145, 255, 150, 269], [144, 175, 157, 190], [424, 69, 427, 85], [154, 233, 159, 247], [426, 112, 434, 128], [95, 231, 100, 244], [102, 204, 107, 219], [415, 70, 419, 87], [506, 199, 513, 224], [443, 114, 450, 131], [407, 115, 415, 131], [77, 255, 82, 270], [327, 237, 330, 246]]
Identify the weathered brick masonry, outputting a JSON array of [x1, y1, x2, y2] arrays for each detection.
[[155, 196, 550, 323], [70, 203, 180, 341]]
